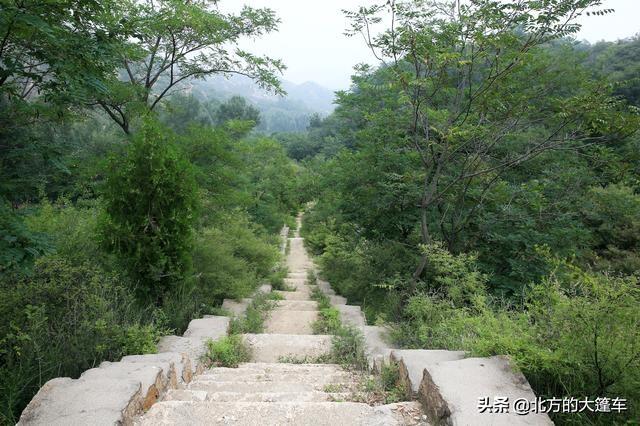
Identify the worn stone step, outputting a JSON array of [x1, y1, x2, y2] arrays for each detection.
[[188, 380, 324, 394], [419, 356, 552, 425], [203, 362, 344, 375], [192, 370, 354, 385], [163, 389, 208, 402], [183, 316, 230, 341], [275, 300, 318, 311], [264, 310, 318, 334], [274, 290, 312, 300], [120, 352, 195, 387], [317, 279, 336, 296], [243, 333, 332, 363], [164, 389, 350, 403], [364, 325, 396, 371], [391, 349, 466, 396], [336, 304, 366, 330], [136, 401, 425, 425], [221, 298, 252, 316], [18, 363, 162, 426], [329, 294, 347, 305]]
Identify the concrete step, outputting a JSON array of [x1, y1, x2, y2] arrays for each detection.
[[391, 350, 465, 396], [221, 298, 251, 316], [120, 352, 195, 387], [275, 300, 318, 311], [183, 316, 230, 340], [203, 362, 345, 375], [165, 389, 350, 403], [336, 305, 366, 330], [329, 294, 347, 305], [317, 279, 336, 295], [164, 389, 208, 402], [243, 333, 332, 363], [419, 356, 552, 425], [188, 380, 326, 394], [363, 325, 395, 371], [264, 310, 318, 334], [136, 401, 426, 425], [274, 290, 313, 300], [192, 370, 355, 385], [284, 277, 307, 284]]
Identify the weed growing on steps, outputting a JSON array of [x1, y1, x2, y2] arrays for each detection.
[[349, 368, 407, 404], [330, 326, 368, 371], [310, 282, 368, 369], [311, 285, 342, 334], [229, 292, 282, 334], [269, 266, 292, 291], [313, 307, 342, 334], [277, 354, 333, 363], [311, 285, 331, 309], [307, 270, 318, 286], [204, 335, 251, 368]]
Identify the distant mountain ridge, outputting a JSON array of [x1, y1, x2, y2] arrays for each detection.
[[186, 75, 336, 133]]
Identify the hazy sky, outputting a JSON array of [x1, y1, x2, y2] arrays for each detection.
[[224, 0, 639, 90]]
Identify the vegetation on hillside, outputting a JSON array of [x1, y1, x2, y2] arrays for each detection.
[[0, 1, 298, 423], [293, 2, 640, 424], [1, 0, 639, 424]]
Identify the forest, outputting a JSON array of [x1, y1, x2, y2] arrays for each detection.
[[1, 0, 639, 425]]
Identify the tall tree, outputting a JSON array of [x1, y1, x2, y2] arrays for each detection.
[[345, 0, 638, 287], [96, 0, 284, 134]]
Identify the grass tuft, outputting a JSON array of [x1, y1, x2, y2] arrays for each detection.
[[204, 335, 251, 368]]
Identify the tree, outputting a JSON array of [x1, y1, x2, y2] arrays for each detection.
[[101, 119, 197, 304], [345, 0, 638, 287], [214, 96, 261, 126], [96, 0, 284, 134]]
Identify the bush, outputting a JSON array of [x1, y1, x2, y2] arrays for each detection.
[[0, 199, 50, 275], [101, 119, 198, 304], [204, 335, 251, 368], [313, 307, 342, 335], [191, 213, 279, 305], [25, 197, 109, 268], [331, 326, 368, 371], [0, 255, 166, 424], [229, 292, 281, 334], [269, 265, 289, 290], [391, 257, 640, 425]]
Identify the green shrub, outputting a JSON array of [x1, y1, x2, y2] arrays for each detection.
[[25, 198, 109, 268], [101, 119, 198, 305], [191, 212, 279, 305], [391, 260, 640, 425], [311, 286, 332, 310], [313, 307, 342, 335], [331, 326, 368, 371], [0, 255, 166, 424], [307, 270, 317, 286], [269, 266, 290, 290], [229, 292, 280, 334], [204, 335, 251, 368], [0, 199, 50, 274]]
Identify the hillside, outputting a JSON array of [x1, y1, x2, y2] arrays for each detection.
[[187, 75, 336, 133]]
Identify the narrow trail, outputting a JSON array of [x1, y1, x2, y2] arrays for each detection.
[[136, 215, 425, 425]]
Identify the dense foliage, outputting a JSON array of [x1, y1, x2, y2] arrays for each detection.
[[0, 1, 298, 423], [293, 1, 639, 424], [1, 0, 639, 424]]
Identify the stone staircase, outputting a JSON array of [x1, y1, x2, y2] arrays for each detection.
[[135, 217, 425, 425], [18, 215, 553, 425]]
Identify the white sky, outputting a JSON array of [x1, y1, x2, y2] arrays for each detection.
[[224, 0, 640, 90]]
